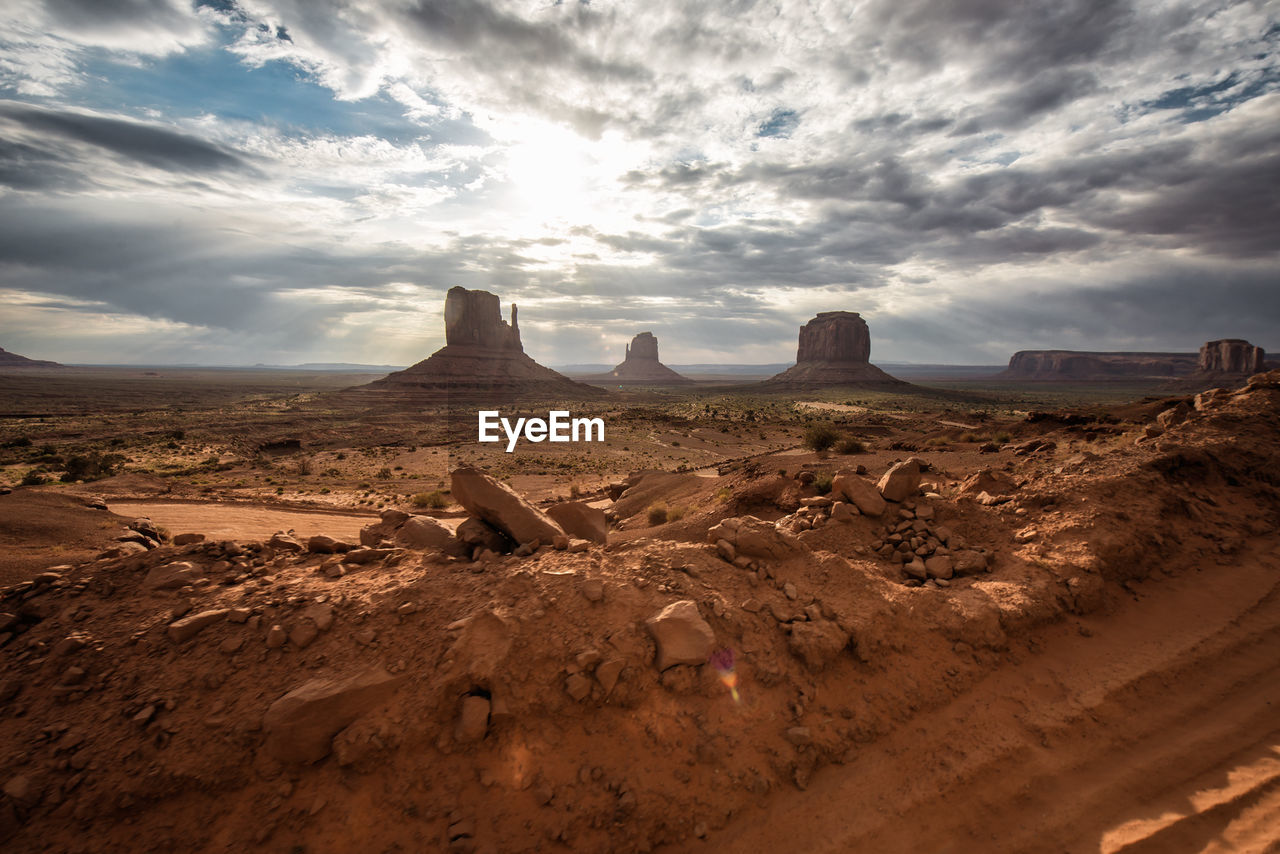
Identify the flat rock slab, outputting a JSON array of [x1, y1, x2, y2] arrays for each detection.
[[451, 467, 565, 546], [646, 600, 715, 671], [262, 667, 405, 764]]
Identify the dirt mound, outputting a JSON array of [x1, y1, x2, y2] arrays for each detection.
[[0, 491, 125, 585]]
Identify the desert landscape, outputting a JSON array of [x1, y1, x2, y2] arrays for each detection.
[[3, 2, 1279, 852], [2, 289, 1279, 853]]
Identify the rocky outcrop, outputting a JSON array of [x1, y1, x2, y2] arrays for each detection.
[[797, 312, 871, 363], [450, 467, 565, 547], [0, 347, 61, 368], [546, 501, 608, 544], [601, 332, 693, 385], [764, 311, 905, 387], [1198, 339, 1266, 374], [362, 287, 603, 400], [1001, 350, 1198, 380]]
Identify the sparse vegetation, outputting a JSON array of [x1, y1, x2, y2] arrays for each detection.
[[835, 437, 866, 454], [715, 486, 733, 503], [411, 490, 449, 509], [21, 470, 48, 486], [667, 505, 687, 522], [647, 503, 668, 525], [61, 452, 125, 482], [814, 472, 834, 495], [803, 424, 839, 451]]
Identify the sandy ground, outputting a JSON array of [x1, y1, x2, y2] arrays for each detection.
[[706, 543, 1280, 853], [107, 501, 377, 541]]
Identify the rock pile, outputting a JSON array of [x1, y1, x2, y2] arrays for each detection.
[[764, 311, 905, 387], [602, 332, 693, 385], [358, 468, 596, 560], [869, 503, 990, 586], [362, 287, 603, 400]]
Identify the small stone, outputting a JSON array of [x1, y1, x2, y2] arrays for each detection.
[[552, 534, 569, 550], [265, 624, 287, 649], [397, 602, 417, 617], [132, 704, 156, 726], [565, 673, 593, 701], [715, 538, 736, 562], [226, 608, 252, 624], [580, 579, 604, 602], [785, 726, 812, 746], [903, 559, 928, 581], [219, 637, 243, 654], [925, 555, 954, 580], [741, 598, 763, 613], [455, 695, 490, 743], [595, 658, 625, 697], [289, 621, 319, 649], [645, 600, 715, 671], [166, 609, 229, 643], [783, 582, 798, 600], [172, 533, 205, 546], [567, 539, 590, 553]]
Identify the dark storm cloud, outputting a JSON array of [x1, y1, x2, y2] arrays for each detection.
[[0, 101, 254, 177]]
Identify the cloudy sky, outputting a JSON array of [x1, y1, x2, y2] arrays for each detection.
[[0, 0, 1276, 367]]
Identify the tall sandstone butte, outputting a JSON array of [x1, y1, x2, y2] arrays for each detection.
[[1198, 339, 1266, 374], [764, 311, 904, 386], [363, 287, 603, 399], [606, 332, 693, 384]]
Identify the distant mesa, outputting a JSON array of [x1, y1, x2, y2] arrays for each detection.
[[0, 347, 61, 368], [763, 311, 905, 387], [603, 332, 693, 385], [364, 287, 603, 399], [1000, 350, 1198, 381], [1198, 339, 1266, 374]]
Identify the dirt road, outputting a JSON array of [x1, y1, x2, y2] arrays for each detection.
[[703, 546, 1280, 853], [108, 501, 376, 541]]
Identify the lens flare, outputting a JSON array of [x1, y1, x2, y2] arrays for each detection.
[[710, 647, 741, 704]]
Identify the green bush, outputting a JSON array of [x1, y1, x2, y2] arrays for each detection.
[[60, 452, 125, 483], [813, 472, 833, 495], [803, 424, 839, 452]]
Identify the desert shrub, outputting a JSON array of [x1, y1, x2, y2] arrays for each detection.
[[647, 504, 669, 525], [715, 487, 733, 503], [295, 457, 313, 476], [275, 486, 285, 495], [569, 483, 582, 499], [803, 424, 839, 452], [5, 437, 32, 448], [667, 505, 687, 522], [411, 490, 448, 509], [21, 470, 47, 486], [959, 432, 981, 443], [813, 472, 834, 495], [60, 452, 124, 482], [994, 432, 1012, 444], [835, 437, 866, 454], [376, 467, 393, 479], [925, 437, 949, 447]]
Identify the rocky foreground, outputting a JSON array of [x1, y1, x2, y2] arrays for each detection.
[[1, 373, 1278, 852]]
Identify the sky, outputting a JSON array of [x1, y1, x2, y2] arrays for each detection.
[[0, 0, 1277, 367]]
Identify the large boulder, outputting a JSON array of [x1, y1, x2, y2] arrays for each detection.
[[832, 472, 886, 516], [877, 458, 923, 503], [394, 516, 456, 551], [262, 667, 405, 764], [645, 601, 715, 670], [706, 516, 802, 560], [546, 501, 608, 544], [450, 468, 564, 546]]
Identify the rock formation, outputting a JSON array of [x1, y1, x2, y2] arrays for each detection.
[[603, 332, 693, 384], [1198, 339, 1266, 374], [764, 311, 904, 386], [363, 287, 603, 399], [0, 347, 61, 368], [1000, 350, 1199, 380]]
